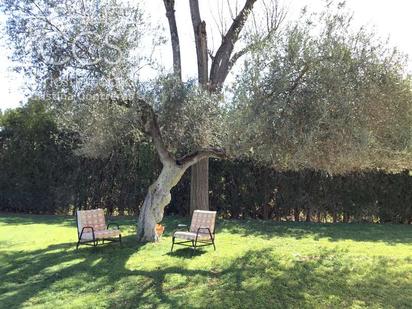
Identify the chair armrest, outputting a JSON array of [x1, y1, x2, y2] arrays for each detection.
[[172, 224, 189, 235], [107, 222, 120, 230], [79, 226, 95, 240], [177, 224, 189, 231], [196, 227, 214, 239]]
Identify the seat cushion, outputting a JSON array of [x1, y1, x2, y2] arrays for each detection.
[[173, 231, 211, 240], [79, 229, 121, 241]]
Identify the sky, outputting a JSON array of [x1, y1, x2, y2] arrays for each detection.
[[1, 0, 412, 111]]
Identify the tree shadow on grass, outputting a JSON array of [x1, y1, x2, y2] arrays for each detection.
[[166, 248, 207, 258], [190, 248, 412, 308], [1, 237, 411, 308], [0, 234, 213, 308], [219, 219, 412, 244]]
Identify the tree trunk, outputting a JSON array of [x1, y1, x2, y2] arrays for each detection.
[[305, 207, 311, 222], [343, 212, 349, 223], [188, 0, 258, 213], [163, 0, 182, 80], [189, 0, 210, 212], [132, 97, 226, 242], [317, 211, 321, 223], [294, 208, 300, 222], [262, 202, 269, 220], [275, 211, 281, 222], [190, 158, 209, 214], [137, 164, 186, 242], [332, 211, 338, 223]]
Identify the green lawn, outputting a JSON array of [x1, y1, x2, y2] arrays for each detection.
[[0, 214, 411, 309]]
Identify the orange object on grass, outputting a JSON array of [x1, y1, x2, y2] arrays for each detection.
[[155, 224, 165, 237]]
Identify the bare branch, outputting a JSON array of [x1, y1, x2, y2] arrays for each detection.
[[209, 0, 258, 91], [228, 0, 286, 71], [228, 44, 253, 71], [163, 0, 182, 81], [208, 49, 215, 61], [189, 0, 209, 86]]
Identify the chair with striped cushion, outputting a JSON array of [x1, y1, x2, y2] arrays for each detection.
[[171, 210, 217, 252], [76, 209, 121, 249]]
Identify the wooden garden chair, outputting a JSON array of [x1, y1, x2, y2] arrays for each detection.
[[171, 210, 217, 252], [76, 209, 121, 249]]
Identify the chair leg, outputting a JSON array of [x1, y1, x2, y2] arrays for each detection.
[[76, 240, 80, 250], [193, 239, 197, 252], [212, 238, 216, 251], [171, 237, 175, 252], [119, 234, 122, 246]]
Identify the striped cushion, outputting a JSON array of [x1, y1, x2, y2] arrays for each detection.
[[76, 209, 121, 242], [77, 209, 107, 234], [173, 231, 212, 240], [79, 229, 121, 242]]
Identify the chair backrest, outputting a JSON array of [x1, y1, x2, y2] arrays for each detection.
[[76, 209, 106, 235], [190, 210, 217, 233]]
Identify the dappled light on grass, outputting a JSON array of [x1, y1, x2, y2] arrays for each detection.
[[0, 214, 411, 308]]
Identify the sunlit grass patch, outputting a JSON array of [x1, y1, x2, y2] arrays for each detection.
[[0, 214, 411, 308]]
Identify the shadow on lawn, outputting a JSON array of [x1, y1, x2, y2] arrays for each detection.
[[0, 235, 213, 308], [1, 235, 411, 308], [166, 248, 207, 258], [219, 220, 412, 244], [204, 248, 412, 308]]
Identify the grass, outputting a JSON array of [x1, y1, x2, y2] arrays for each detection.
[[0, 214, 411, 309]]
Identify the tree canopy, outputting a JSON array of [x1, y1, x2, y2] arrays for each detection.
[[228, 3, 412, 173]]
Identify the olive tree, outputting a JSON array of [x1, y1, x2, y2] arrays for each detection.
[[3, 0, 286, 241], [229, 3, 412, 174], [2, 0, 228, 241]]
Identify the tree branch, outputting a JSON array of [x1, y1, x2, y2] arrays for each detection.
[[227, 44, 252, 72], [134, 98, 175, 165], [189, 0, 209, 86], [163, 0, 182, 81], [209, 0, 258, 91], [228, 2, 286, 72], [176, 148, 226, 168], [288, 64, 310, 95]]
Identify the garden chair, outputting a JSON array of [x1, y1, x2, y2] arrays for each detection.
[[76, 209, 121, 249], [171, 210, 216, 252]]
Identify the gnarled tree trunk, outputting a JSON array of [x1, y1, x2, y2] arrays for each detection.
[[134, 98, 225, 242], [136, 148, 224, 242], [137, 164, 186, 242]]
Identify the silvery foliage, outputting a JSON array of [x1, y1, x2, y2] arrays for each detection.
[[139, 75, 227, 158], [229, 3, 412, 173], [4, 0, 227, 159]]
